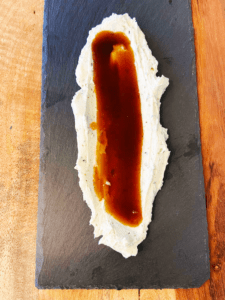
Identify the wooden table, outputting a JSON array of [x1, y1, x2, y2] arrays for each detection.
[[1, 0, 224, 299]]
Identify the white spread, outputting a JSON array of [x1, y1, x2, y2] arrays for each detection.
[[71, 13, 170, 258]]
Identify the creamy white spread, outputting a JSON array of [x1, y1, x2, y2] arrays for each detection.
[[71, 13, 170, 258]]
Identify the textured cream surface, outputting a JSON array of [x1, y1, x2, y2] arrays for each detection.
[[71, 13, 170, 258]]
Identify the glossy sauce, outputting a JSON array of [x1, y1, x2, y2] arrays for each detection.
[[92, 31, 143, 227]]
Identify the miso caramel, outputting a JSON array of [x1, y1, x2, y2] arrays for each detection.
[[92, 31, 143, 227]]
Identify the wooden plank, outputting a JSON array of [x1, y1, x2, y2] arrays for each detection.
[[0, 1, 43, 299], [38, 290, 139, 300], [140, 290, 176, 300], [1, 0, 224, 298]]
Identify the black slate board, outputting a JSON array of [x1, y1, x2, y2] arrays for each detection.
[[36, 0, 210, 289]]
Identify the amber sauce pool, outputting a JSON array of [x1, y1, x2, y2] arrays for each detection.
[[92, 31, 143, 227]]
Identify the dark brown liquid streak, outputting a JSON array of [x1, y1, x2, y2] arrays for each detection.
[[92, 31, 143, 227]]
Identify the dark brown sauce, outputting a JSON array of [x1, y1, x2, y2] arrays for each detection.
[[92, 31, 143, 227]]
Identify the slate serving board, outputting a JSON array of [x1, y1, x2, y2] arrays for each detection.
[[35, 0, 210, 289]]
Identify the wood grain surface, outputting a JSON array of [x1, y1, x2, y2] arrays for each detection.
[[0, 0, 225, 299]]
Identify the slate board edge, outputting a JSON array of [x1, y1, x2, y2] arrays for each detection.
[[35, 0, 48, 288], [35, 281, 209, 290], [187, 0, 210, 280]]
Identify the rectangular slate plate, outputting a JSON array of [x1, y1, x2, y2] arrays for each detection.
[[35, 0, 210, 289]]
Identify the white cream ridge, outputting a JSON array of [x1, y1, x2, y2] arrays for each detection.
[[71, 13, 170, 258]]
